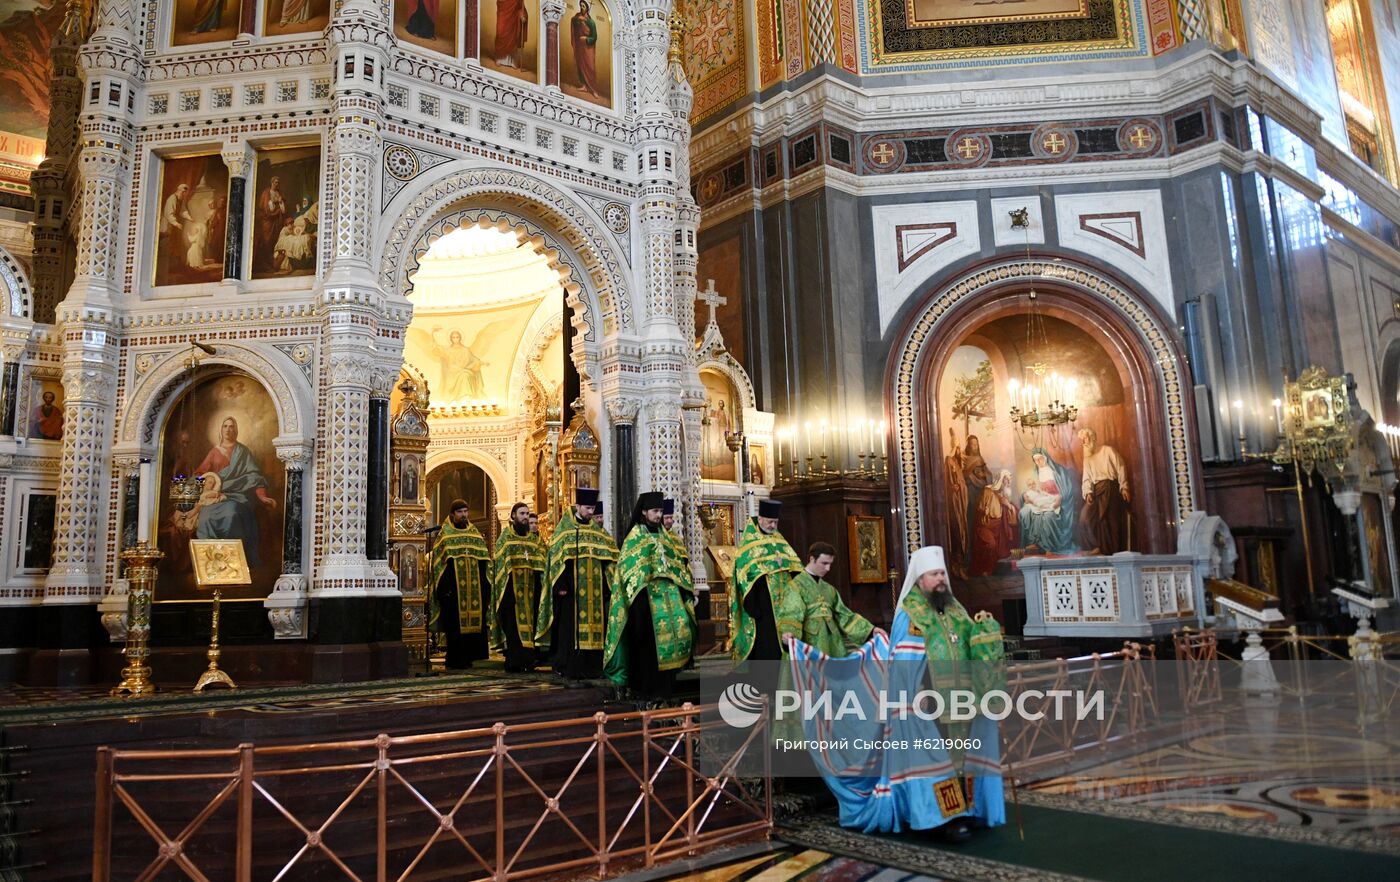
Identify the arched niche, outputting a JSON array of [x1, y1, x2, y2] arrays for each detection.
[[886, 255, 1199, 566]]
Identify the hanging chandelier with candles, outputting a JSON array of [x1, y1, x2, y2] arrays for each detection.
[[1005, 211, 1078, 435]]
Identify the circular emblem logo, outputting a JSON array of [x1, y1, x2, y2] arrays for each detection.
[[718, 682, 766, 729]]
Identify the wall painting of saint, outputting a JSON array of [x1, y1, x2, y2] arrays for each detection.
[[395, 0, 459, 57], [157, 373, 285, 602], [700, 368, 738, 482], [480, 0, 540, 84], [26, 377, 64, 441], [560, 0, 612, 109], [171, 0, 246, 47], [264, 0, 331, 37], [153, 152, 230, 287], [250, 144, 321, 281]]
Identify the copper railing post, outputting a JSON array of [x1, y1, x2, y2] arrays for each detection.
[[93, 747, 113, 882], [683, 704, 696, 853], [642, 713, 653, 867], [236, 744, 253, 882], [495, 722, 507, 882], [595, 712, 607, 878], [376, 734, 388, 882]]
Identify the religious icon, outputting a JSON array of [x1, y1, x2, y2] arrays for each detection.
[[848, 515, 887, 584], [158, 373, 285, 602], [748, 445, 767, 485], [395, 0, 459, 55], [1301, 388, 1334, 428], [700, 369, 737, 482], [561, 0, 613, 109], [481, 0, 540, 83], [250, 145, 320, 281], [153, 153, 230, 287], [171, 0, 246, 47], [189, 539, 253, 587], [399, 544, 421, 596], [26, 378, 64, 441], [263, 0, 330, 36], [401, 455, 421, 503]]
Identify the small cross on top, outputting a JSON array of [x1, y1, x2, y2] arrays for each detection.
[[697, 279, 728, 326]]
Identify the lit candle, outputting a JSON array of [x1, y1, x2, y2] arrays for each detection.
[[137, 461, 153, 544], [820, 420, 829, 458], [804, 421, 813, 459], [1272, 398, 1283, 435], [878, 420, 887, 454], [1232, 399, 1245, 438]]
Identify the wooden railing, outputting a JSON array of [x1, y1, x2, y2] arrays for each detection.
[[92, 704, 771, 882]]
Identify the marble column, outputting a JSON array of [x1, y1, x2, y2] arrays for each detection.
[[282, 466, 305, 575], [608, 397, 640, 528], [267, 447, 311, 641], [0, 361, 17, 436], [220, 141, 252, 282], [543, 0, 564, 88], [366, 396, 389, 561]]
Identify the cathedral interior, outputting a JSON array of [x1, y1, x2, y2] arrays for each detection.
[[0, 0, 1399, 879]]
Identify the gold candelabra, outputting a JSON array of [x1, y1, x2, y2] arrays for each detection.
[[111, 542, 163, 697]]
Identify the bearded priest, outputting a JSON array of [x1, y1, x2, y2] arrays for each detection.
[[428, 498, 493, 669], [731, 498, 803, 662]]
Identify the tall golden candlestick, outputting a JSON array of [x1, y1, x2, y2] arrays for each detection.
[[112, 542, 163, 697]]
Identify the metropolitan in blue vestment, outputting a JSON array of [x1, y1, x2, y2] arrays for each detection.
[[787, 546, 1006, 835]]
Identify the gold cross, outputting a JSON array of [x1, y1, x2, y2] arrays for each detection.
[[700, 176, 720, 200], [956, 137, 980, 160], [1129, 126, 1154, 149], [1042, 132, 1066, 155], [871, 141, 895, 164]]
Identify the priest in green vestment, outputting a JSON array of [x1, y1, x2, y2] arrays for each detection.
[[428, 498, 492, 669], [661, 498, 694, 590], [777, 541, 873, 656], [605, 492, 696, 702], [731, 498, 803, 661], [492, 501, 548, 672], [537, 487, 618, 685]]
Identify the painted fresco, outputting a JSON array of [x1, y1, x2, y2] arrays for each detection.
[[26, 376, 63, 441], [157, 373, 285, 603], [906, 0, 1089, 27], [250, 145, 321, 281], [560, 0, 613, 109], [171, 0, 247, 47], [701, 368, 738, 482], [264, 0, 331, 37], [396, 0, 459, 57], [936, 315, 1141, 579], [684, 0, 748, 120], [404, 299, 541, 408], [480, 0, 540, 84], [153, 152, 230, 287], [0, 0, 65, 172]]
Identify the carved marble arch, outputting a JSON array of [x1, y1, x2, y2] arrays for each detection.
[[885, 253, 1200, 563], [378, 164, 636, 340], [0, 246, 33, 319], [697, 351, 755, 417], [118, 342, 315, 454]]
